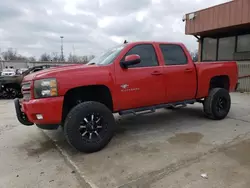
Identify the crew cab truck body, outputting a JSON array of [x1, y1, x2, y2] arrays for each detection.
[[14, 41, 238, 153]]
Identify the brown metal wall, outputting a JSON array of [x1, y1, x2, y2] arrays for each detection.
[[185, 0, 250, 35]]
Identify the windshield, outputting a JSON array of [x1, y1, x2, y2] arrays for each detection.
[[87, 44, 126, 66]]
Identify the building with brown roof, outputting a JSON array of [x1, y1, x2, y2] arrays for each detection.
[[185, 0, 250, 92]]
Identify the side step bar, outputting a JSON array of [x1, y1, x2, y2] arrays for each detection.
[[119, 99, 196, 116]]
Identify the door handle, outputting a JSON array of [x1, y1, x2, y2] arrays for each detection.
[[184, 68, 193, 73], [151, 71, 162, 75]]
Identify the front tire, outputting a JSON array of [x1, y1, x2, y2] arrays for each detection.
[[64, 101, 115, 153], [204, 88, 231, 120]]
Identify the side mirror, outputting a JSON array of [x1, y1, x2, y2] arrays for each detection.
[[120, 54, 141, 69]]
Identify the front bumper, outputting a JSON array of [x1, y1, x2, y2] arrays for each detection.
[[14, 97, 64, 126], [14, 98, 33, 126]]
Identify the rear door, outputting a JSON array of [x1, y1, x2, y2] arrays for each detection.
[[159, 44, 197, 102], [115, 44, 165, 110]]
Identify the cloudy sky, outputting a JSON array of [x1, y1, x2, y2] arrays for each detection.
[[0, 0, 229, 59]]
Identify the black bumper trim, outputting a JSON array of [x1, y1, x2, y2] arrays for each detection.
[[14, 98, 34, 126]]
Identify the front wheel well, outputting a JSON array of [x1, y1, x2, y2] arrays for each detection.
[[209, 75, 230, 91], [62, 85, 113, 123]]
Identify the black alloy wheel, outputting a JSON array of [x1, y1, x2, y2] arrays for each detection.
[[216, 97, 227, 114], [79, 113, 105, 142], [5, 87, 18, 99], [64, 101, 115, 153], [204, 88, 231, 120]]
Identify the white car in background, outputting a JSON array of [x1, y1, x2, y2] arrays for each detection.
[[1, 69, 16, 76], [17, 68, 28, 75]]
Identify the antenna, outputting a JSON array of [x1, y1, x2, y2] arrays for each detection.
[[124, 40, 128, 44]]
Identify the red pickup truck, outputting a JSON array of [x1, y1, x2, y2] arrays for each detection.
[[14, 41, 238, 153]]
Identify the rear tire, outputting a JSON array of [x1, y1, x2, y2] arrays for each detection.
[[204, 88, 231, 120], [64, 101, 115, 153]]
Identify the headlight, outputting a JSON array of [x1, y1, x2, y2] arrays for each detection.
[[34, 78, 58, 98]]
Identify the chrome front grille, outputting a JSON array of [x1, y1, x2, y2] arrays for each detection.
[[22, 82, 31, 101]]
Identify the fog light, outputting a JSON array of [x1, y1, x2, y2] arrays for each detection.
[[36, 114, 43, 120]]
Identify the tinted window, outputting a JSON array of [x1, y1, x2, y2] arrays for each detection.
[[237, 34, 250, 52], [124, 44, 158, 68], [160, 44, 187, 65], [218, 37, 235, 60], [32, 68, 43, 73], [202, 37, 217, 61]]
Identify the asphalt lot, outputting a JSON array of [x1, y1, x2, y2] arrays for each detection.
[[0, 92, 250, 188]]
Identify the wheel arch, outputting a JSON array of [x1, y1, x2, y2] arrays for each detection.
[[62, 85, 113, 123], [209, 75, 230, 91]]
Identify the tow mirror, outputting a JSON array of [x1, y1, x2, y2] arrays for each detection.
[[120, 54, 141, 69]]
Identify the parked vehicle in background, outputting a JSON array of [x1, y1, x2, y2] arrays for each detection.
[[15, 41, 238, 153], [17, 68, 29, 75], [0, 65, 56, 99], [1, 68, 16, 76]]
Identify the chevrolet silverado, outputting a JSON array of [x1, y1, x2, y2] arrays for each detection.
[[14, 41, 238, 153]]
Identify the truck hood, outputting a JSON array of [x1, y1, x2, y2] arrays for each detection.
[[23, 64, 91, 81]]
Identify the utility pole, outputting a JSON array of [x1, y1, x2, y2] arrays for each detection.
[[60, 36, 64, 61]]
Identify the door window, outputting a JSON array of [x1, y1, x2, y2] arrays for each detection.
[[124, 44, 158, 68], [160, 44, 187, 65]]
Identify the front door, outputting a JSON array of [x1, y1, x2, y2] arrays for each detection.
[[115, 44, 165, 110]]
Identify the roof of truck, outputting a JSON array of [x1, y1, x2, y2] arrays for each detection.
[[128, 41, 185, 45]]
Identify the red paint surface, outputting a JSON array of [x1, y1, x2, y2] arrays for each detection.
[[22, 97, 64, 125], [124, 54, 140, 62], [22, 41, 238, 125]]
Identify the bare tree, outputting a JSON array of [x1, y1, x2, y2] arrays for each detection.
[[68, 53, 79, 63], [16, 55, 28, 61], [1, 48, 18, 60], [190, 50, 198, 62], [0, 48, 35, 61], [80, 56, 89, 63], [88, 55, 95, 61], [40, 53, 51, 61], [28, 56, 36, 62], [51, 52, 60, 62]]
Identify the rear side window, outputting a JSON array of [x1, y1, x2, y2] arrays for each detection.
[[124, 44, 158, 68], [160, 44, 187, 65]]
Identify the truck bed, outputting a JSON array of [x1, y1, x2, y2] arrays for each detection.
[[195, 61, 238, 98]]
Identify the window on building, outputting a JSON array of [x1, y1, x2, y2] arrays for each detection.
[[218, 37, 235, 60], [124, 44, 158, 68], [237, 34, 250, 52], [159, 44, 187, 65], [202, 37, 217, 61]]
